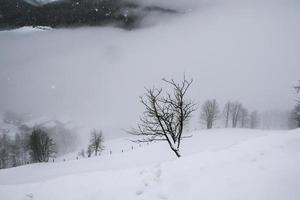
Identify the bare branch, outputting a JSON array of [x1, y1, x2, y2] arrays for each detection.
[[128, 76, 196, 157]]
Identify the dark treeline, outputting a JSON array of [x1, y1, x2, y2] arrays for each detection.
[[0, 0, 177, 30], [0, 0, 138, 29]]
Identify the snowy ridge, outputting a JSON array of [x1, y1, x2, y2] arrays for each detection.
[[0, 26, 52, 34], [0, 129, 299, 200], [23, 0, 61, 6]]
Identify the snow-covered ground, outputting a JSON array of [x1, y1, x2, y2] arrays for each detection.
[[0, 129, 299, 200], [0, 26, 52, 34]]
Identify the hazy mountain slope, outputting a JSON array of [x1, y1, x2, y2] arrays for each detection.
[[0, 0, 180, 29]]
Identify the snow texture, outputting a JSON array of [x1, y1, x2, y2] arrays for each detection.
[[0, 129, 299, 200]]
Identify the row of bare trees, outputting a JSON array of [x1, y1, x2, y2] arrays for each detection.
[[129, 76, 262, 158], [200, 100, 259, 129]]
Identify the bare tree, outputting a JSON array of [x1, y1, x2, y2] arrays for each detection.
[[88, 129, 104, 156], [231, 101, 242, 128], [200, 99, 219, 129], [86, 146, 92, 158], [292, 80, 300, 127], [223, 101, 232, 128], [250, 111, 259, 129], [295, 81, 300, 93], [240, 107, 249, 128], [0, 133, 12, 169], [28, 129, 56, 162], [292, 105, 300, 127], [129, 77, 196, 157]]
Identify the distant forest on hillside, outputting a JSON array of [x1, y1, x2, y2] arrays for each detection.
[[0, 0, 176, 30]]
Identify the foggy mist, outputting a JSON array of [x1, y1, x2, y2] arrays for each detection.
[[1, 0, 300, 138]]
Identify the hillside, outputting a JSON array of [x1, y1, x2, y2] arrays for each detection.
[[0, 0, 178, 29], [0, 129, 299, 200]]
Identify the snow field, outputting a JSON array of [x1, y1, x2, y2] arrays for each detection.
[[0, 129, 299, 200]]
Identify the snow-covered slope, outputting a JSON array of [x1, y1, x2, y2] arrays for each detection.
[[1, 0, 299, 198], [22, 0, 61, 6], [0, 129, 299, 200], [5, 26, 52, 33]]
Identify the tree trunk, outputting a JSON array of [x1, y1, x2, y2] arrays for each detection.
[[225, 113, 229, 128], [172, 148, 181, 157]]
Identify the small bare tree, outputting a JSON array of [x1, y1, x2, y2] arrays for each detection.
[[129, 77, 196, 157], [295, 81, 300, 93], [200, 99, 219, 129], [240, 107, 249, 128], [231, 101, 242, 128], [250, 111, 259, 129], [88, 130, 104, 156], [223, 101, 232, 128], [292, 81, 300, 127], [86, 146, 92, 158], [0, 133, 12, 169]]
